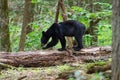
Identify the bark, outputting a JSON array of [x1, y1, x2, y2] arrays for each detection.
[[59, 0, 73, 49], [112, 0, 120, 80], [0, 0, 11, 52], [19, 0, 34, 51], [59, 0, 67, 22], [54, 0, 60, 23], [26, 3, 34, 34], [0, 46, 111, 67]]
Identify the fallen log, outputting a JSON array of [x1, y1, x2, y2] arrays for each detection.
[[0, 46, 111, 67], [87, 62, 111, 74]]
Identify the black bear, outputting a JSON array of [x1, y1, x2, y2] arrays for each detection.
[[41, 20, 86, 51]]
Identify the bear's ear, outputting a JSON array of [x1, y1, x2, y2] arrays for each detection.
[[51, 23, 57, 27]]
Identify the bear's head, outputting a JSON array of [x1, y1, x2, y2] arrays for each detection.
[[41, 31, 49, 47]]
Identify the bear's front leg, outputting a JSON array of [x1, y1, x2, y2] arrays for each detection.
[[42, 46, 48, 49], [73, 47, 81, 51], [42, 37, 58, 49], [58, 36, 66, 51], [58, 48, 66, 51]]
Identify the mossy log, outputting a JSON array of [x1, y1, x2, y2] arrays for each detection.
[[0, 46, 111, 67], [87, 62, 111, 74]]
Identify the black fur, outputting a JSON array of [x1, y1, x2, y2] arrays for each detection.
[[41, 20, 86, 51]]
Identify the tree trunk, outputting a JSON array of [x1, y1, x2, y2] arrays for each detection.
[[112, 0, 120, 80], [89, 18, 101, 45], [59, 0, 73, 49], [68, 0, 74, 7], [89, 0, 98, 46], [77, 0, 83, 7], [0, 46, 111, 67], [19, 0, 34, 51], [90, 0, 94, 13], [0, 0, 11, 52], [54, 0, 60, 23]]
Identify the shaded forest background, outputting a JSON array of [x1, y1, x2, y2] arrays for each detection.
[[2, 0, 120, 80], [6, 0, 112, 51]]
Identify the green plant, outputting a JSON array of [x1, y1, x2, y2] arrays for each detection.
[[9, 23, 21, 52], [9, 1, 112, 51], [84, 34, 93, 47], [98, 24, 112, 46], [70, 2, 112, 47]]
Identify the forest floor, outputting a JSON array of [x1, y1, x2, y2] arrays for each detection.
[[0, 62, 111, 80], [0, 47, 111, 80]]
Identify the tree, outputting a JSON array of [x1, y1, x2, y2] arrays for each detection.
[[77, 0, 83, 7], [0, 0, 11, 52], [54, 0, 73, 49], [60, 0, 73, 49], [68, 0, 74, 7], [112, 0, 120, 80], [19, 0, 34, 51]]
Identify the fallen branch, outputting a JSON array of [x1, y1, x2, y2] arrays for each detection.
[[0, 62, 16, 69]]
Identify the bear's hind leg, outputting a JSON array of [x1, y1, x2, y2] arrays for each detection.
[[74, 34, 83, 51]]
